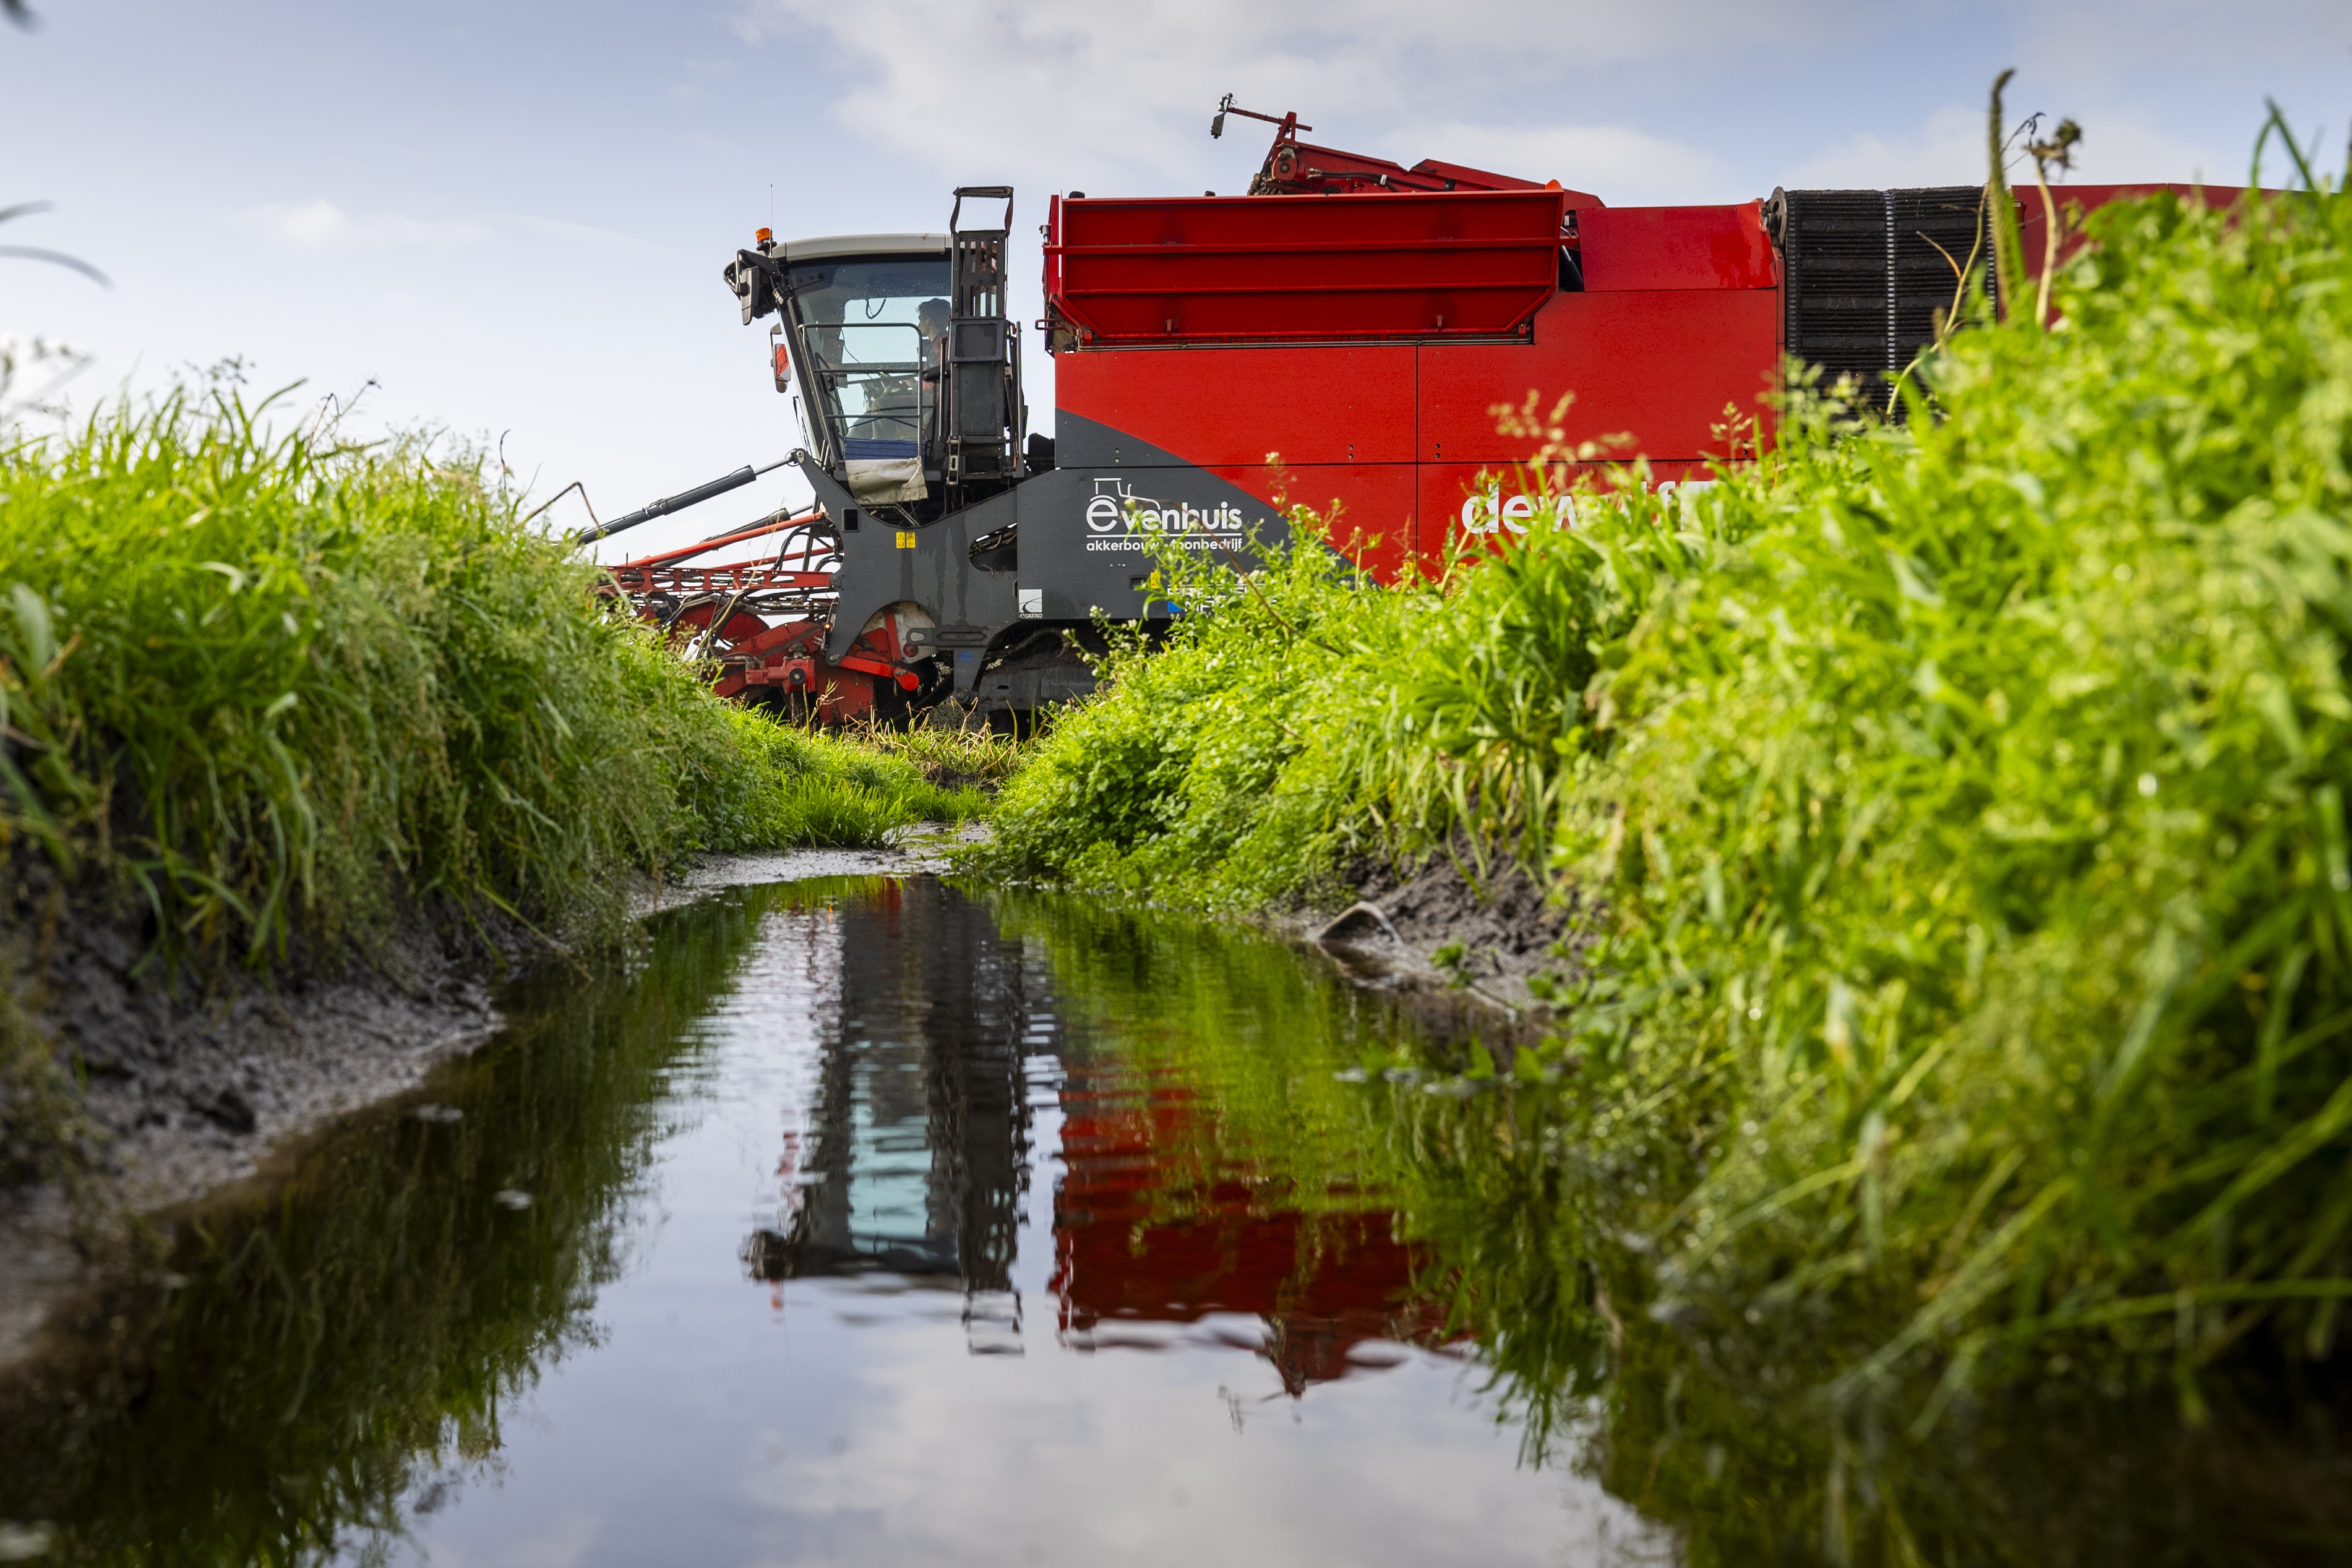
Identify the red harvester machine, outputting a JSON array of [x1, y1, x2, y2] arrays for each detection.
[[587, 101, 2233, 722]]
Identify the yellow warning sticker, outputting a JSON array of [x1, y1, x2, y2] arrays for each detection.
[[895, 529, 918, 549]]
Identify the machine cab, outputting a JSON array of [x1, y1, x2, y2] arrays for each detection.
[[726, 195, 1023, 525], [761, 234, 948, 505]]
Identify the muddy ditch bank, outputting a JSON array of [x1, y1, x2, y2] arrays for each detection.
[[1273, 851, 1592, 1048], [0, 823, 1566, 1373], [0, 831, 981, 1374]]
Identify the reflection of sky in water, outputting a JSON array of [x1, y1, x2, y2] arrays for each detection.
[[351, 881, 1667, 1568]]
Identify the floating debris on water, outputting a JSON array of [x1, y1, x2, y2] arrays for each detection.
[[492, 1189, 532, 1210], [411, 1103, 464, 1125]]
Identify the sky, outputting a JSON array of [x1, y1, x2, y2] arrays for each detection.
[[3, 0, 2348, 560]]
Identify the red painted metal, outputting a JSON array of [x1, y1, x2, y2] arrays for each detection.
[[1577, 202, 1777, 292], [599, 510, 923, 718], [1055, 343, 1417, 465], [1259, 138, 1597, 200], [1049, 189, 1570, 343], [1052, 282, 1779, 580], [836, 653, 921, 691], [1204, 460, 1422, 580], [665, 601, 774, 669], [1415, 461, 1721, 573], [1221, 105, 1602, 205], [602, 515, 839, 612], [611, 510, 821, 572], [617, 562, 832, 597], [1418, 290, 1780, 463]]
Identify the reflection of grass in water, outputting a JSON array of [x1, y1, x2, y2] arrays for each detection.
[[0, 884, 791, 1566], [1004, 887, 2352, 1564], [1349, 1068, 2352, 1566], [985, 888, 1418, 1226]]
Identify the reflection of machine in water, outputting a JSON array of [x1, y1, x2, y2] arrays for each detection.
[[740, 878, 1445, 1380], [741, 881, 1037, 1350], [1049, 1059, 1450, 1395]]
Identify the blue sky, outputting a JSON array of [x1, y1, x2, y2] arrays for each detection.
[[4, 0, 2346, 559]]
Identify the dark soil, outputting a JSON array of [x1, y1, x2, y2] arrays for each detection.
[[1356, 852, 1592, 992], [0, 861, 521, 1368], [0, 835, 977, 1373], [1289, 846, 1595, 1037]]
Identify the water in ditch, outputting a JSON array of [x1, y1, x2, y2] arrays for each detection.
[[1, 875, 2348, 1566]]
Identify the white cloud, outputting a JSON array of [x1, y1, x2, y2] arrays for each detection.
[[2061, 114, 2233, 187], [731, 0, 1865, 194], [241, 199, 487, 250], [1780, 105, 1989, 191], [2023, 0, 2351, 77], [727, 0, 2337, 212], [1782, 101, 2235, 194], [1387, 121, 1729, 203]]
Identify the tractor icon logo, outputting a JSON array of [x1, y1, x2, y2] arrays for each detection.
[[1086, 476, 1247, 537], [1086, 478, 1130, 534]]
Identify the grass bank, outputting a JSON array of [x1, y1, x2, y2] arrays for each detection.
[[977, 154, 2352, 1410], [0, 387, 979, 1190]]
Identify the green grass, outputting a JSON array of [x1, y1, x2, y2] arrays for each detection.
[[977, 135, 2352, 1412], [0, 382, 976, 960], [838, 709, 1030, 789], [977, 534, 1434, 906], [0, 383, 982, 1186], [692, 705, 987, 850]]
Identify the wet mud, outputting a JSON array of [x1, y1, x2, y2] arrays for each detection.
[[1285, 849, 1592, 1032], [0, 828, 979, 1374]]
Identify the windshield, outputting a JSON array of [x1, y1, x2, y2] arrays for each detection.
[[786, 256, 953, 460]]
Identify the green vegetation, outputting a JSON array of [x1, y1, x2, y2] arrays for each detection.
[[980, 150, 2352, 1412], [0, 387, 975, 1188], [0, 384, 975, 964], [842, 709, 1029, 790], [702, 705, 985, 852], [979, 531, 1429, 906]]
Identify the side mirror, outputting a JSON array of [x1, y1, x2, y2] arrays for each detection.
[[724, 252, 779, 324]]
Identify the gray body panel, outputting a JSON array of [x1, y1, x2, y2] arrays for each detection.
[[813, 413, 1298, 693]]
